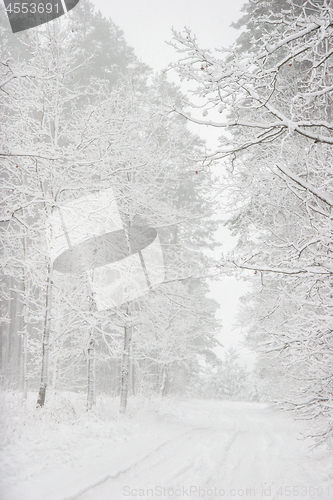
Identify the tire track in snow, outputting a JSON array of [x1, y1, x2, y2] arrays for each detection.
[[73, 409, 244, 499], [62, 426, 209, 500]]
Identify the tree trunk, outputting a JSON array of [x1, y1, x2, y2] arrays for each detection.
[[119, 323, 132, 414], [86, 294, 97, 411], [11, 283, 22, 389], [130, 344, 135, 396], [160, 364, 168, 396], [36, 263, 53, 408], [21, 257, 28, 400], [2, 276, 12, 384], [120, 222, 133, 414], [86, 331, 95, 411], [22, 330, 28, 400]]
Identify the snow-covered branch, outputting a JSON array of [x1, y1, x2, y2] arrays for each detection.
[[275, 164, 333, 207]]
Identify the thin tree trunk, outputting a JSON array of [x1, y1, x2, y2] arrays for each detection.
[[86, 331, 95, 411], [119, 323, 132, 414], [36, 263, 53, 408], [3, 276, 13, 382], [120, 220, 133, 414], [130, 343, 135, 396], [11, 282, 22, 389], [22, 329, 27, 400], [160, 364, 168, 396], [36, 177, 53, 408], [21, 242, 28, 400], [21, 291, 28, 400], [86, 294, 97, 411]]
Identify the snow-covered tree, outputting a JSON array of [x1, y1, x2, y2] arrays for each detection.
[[1, 12, 220, 414], [171, 0, 333, 443]]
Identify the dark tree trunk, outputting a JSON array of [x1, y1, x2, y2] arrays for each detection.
[[86, 295, 97, 411], [20, 248, 28, 399], [119, 323, 132, 414], [37, 264, 53, 408], [160, 364, 168, 396], [86, 332, 95, 411]]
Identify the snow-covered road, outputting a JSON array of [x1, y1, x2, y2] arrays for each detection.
[[1, 399, 332, 500]]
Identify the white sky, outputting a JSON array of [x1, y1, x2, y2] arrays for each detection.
[[91, 0, 245, 72], [90, 0, 255, 368]]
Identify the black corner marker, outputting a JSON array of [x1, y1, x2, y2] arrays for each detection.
[[3, 0, 80, 33]]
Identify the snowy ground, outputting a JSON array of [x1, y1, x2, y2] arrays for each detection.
[[0, 393, 332, 500]]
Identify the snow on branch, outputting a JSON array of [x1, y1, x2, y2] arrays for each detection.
[[224, 259, 333, 276], [257, 22, 323, 59], [275, 163, 333, 207], [170, 6, 333, 152]]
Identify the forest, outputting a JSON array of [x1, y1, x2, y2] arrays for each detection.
[[1, 0, 333, 497], [0, 0, 228, 409]]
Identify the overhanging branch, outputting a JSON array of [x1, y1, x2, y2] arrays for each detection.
[[276, 163, 333, 207]]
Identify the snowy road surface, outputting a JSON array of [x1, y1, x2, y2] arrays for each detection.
[[1, 399, 332, 500]]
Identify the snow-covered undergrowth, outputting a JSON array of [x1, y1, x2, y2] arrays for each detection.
[[0, 389, 179, 451], [0, 390, 189, 496], [1, 392, 95, 453]]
